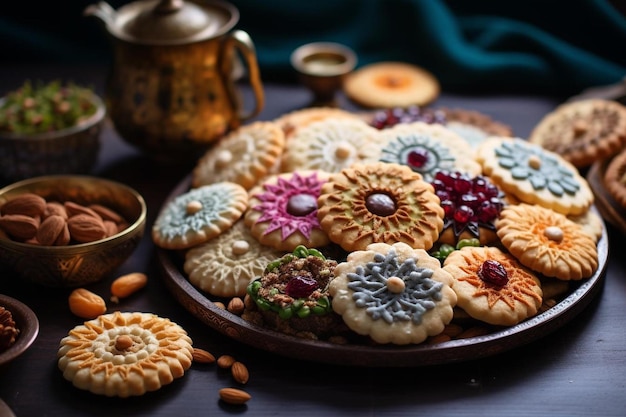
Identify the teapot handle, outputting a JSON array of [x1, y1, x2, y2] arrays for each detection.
[[221, 30, 265, 123]]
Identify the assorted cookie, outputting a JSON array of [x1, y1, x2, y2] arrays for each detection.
[[57, 311, 194, 397], [528, 99, 626, 169], [148, 97, 607, 347], [343, 61, 440, 108]]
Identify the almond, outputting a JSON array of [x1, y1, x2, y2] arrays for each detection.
[[44, 201, 68, 220], [219, 388, 251, 405], [103, 220, 119, 237], [0, 214, 40, 240], [36, 215, 67, 246], [54, 223, 71, 246], [227, 297, 245, 315], [192, 348, 216, 364], [1, 193, 46, 217], [89, 204, 124, 223], [67, 214, 107, 243], [231, 361, 249, 384], [217, 355, 236, 369], [64, 201, 102, 220]]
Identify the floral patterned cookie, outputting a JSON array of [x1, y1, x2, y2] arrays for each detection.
[[496, 204, 599, 280], [245, 170, 330, 251], [279, 118, 381, 173], [57, 311, 193, 397], [476, 137, 593, 216], [330, 242, 457, 345], [378, 121, 482, 182], [152, 182, 248, 250], [528, 99, 626, 168], [184, 220, 284, 297], [442, 246, 543, 326], [192, 121, 285, 190], [273, 106, 361, 140], [317, 162, 444, 252]]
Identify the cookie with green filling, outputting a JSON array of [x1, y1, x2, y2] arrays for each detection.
[[243, 246, 349, 340]]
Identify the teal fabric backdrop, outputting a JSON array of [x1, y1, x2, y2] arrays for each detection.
[[2, 0, 626, 95]]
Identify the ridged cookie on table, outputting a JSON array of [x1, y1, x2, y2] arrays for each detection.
[[57, 311, 193, 398], [152, 182, 248, 250], [192, 121, 285, 190]]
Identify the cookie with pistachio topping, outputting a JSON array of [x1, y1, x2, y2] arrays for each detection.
[[152, 182, 248, 250], [243, 246, 349, 340]]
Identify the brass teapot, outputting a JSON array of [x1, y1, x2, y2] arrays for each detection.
[[85, 0, 264, 163]]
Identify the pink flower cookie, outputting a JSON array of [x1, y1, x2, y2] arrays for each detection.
[[245, 170, 330, 251]]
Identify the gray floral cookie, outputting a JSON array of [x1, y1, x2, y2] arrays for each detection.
[[330, 242, 457, 345], [152, 182, 248, 250]]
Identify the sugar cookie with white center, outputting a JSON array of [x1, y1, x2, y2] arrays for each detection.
[[476, 137, 593, 216], [496, 203, 599, 280], [378, 121, 482, 182], [184, 220, 284, 297], [57, 311, 193, 398], [442, 246, 543, 326], [192, 121, 285, 190], [279, 118, 381, 173], [245, 170, 330, 251], [330, 241, 457, 345], [152, 182, 248, 250]]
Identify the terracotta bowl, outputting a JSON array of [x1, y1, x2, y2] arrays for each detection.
[[0, 175, 146, 287], [0, 92, 106, 186], [0, 294, 39, 366]]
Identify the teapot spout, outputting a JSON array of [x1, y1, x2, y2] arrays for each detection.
[[84, 1, 116, 27]]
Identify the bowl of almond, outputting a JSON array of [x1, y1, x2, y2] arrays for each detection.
[[0, 175, 147, 287]]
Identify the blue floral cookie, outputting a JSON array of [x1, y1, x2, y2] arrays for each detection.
[[476, 137, 593, 216]]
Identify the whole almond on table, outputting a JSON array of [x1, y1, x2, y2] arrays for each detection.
[[219, 388, 251, 405], [110, 272, 148, 300], [231, 361, 249, 384], [68, 288, 107, 319], [67, 214, 107, 243], [192, 348, 216, 364], [0, 193, 46, 217], [217, 355, 236, 369]]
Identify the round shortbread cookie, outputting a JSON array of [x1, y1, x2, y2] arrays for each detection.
[[192, 121, 285, 190], [603, 148, 626, 209], [378, 121, 482, 182], [528, 99, 626, 168], [273, 107, 361, 140], [330, 242, 457, 345], [343, 62, 440, 108], [184, 220, 284, 297], [317, 162, 444, 252], [57, 311, 193, 397], [476, 137, 594, 216], [496, 204, 599, 280], [245, 170, 331, 251], [280, 117, 381, 173], [152, 182, 248, 250], [442, 246, 543, 326]]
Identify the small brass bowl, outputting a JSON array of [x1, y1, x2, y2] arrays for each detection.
[[0, 175, 147, 287], [290, 42, 357, 105], [0, 92, 106, 186]]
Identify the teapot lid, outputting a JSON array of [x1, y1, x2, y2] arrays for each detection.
[[104, 0, 238, 45]]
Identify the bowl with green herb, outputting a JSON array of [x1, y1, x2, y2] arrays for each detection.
[[0, 80, 106, 184]]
